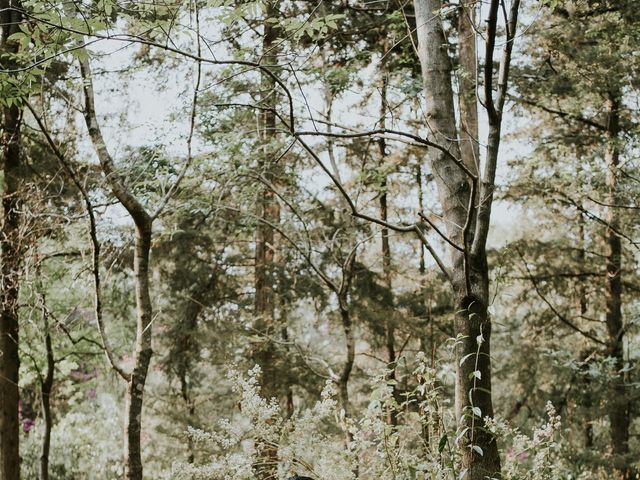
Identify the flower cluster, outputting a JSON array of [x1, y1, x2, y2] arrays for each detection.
[[173, 363, 574, 480]]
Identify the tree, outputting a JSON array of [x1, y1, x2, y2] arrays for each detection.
[[0, 2, 24, 478], [0, 1, 637, 478], [412, 0, 520, 477], [510, 1, 640, 475]]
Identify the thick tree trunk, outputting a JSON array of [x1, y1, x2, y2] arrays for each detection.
[[252, 2, 286, 478], [454, 287, 499, 476], [0, 105, 22, 480], [457, 1, 480, 176], [0, 5, 23, 478], [603, 93, 630, 478], [414, 1, 501, 477]]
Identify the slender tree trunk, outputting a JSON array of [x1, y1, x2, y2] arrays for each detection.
[[338, 305, 355, 445], [377, 52, 398, 427], [40, 321, 54, 480], [416, 166, 433, 450], [417, 166, 426, 277], [79, 53, 154, 480], [253, 0, 281, 398], [123, 222, 153, 480], [0, 4, 23, 478], [576, 215, 594, 449], [603, 93, 630, 478], [337, 286, 358, 479], [414, 1, 501, 477], [0, 107, 22, 480]]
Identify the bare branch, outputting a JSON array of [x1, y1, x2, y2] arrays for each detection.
[[516, 248, 606, 346], [26, 102, 131, 381], [151, 2, 202, 220], [294, 135, 452, 282]]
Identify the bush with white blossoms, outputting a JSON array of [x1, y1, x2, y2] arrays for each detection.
[[485, 401, 567, 480], [173, 356, 573, 480]]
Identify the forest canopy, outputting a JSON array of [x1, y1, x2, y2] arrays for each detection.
[[0, 0, 638, 479]]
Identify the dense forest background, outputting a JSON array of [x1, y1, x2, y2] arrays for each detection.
[[0, 0, 638, 479]]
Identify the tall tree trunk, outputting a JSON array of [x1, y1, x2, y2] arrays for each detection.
[[338, 305, 355, 447], [414, 1, 501, 477], [336, 251, 357, 472], [252, 2, 286, 478], [40, 319, 54, 480], [123, 223, 153, 480], [603, 92, 630, 478], [0, 105, 22, 480], [416, 166, 433, 449], [79, 53, 154, 480], [377, 51, 398, 427], [576, 215, 594, 449], [253, 0, 281, 399], [0, 3, 23, 478]]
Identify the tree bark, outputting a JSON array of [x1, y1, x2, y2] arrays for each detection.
[[337, 251, 357, 472], [338, 305, 355, 447], [413, 1, 504, 477], [0, 104, 22, 480], [123, 223, 153, 480], [0, 3, 23, 478], [252, 2, 286, 478], [377, 53, 398, 428], [253, 0, 282, 397], [603, 92, 630, 478], [457, 1, 480, 176], [39, 321, 54, 480]]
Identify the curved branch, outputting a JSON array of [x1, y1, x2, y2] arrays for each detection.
[[9, 9, 297, 130], [26, 102, 131, 381], [294, 135, 452, 282], [78, 47, 151, 230], [516, 248, 606, 346], [151, 2, 202, 220]]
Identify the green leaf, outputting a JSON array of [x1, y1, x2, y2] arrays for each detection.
[[438, 434, 448, 453], [460, 353, 474, 366]]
